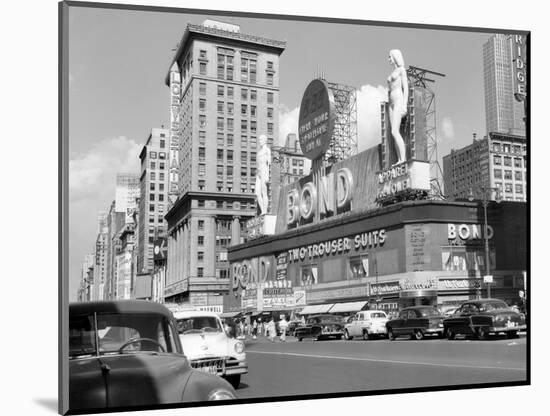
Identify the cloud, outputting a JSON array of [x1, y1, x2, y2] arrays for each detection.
[[441, 116, 455, 141], [356, 84, 388, 152], [69, 136, 141, 202], [278, 105, 300, 146]]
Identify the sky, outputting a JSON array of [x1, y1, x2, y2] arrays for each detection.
[[68, 4, 506, 300]]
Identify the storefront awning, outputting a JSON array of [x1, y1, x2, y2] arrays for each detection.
[[329, 301, 368, 314], [299, 304, 335, 315], [219, 311, 241, 318]]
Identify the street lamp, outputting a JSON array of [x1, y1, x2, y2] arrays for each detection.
[[468, 186, 502, 298]]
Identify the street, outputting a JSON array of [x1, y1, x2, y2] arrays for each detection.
[[235, 334, 527, 399]]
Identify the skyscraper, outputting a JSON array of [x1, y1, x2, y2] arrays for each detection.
[[483, 34, 526, 137], [115, 173, 140, 223], [164, 20, 286, 308]]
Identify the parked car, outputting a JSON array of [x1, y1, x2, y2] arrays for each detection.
[[287, 320, 303, 336], [294, 314, 344, 341], [173, 311, 247, 389], [442, 299, 526, 340], [344, 310, 388, 340], [69, 301, 236, 411], [385, 306, 445, 340]]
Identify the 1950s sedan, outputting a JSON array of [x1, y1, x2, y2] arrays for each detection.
[[294, 314, 344, 341], [69, 301, 236, 412], [385, 306, 445, 340], [442, 299, 526, 340], [173, 311, 248, 389]]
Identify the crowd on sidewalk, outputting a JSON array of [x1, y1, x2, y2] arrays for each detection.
[[222, 315, 295, 342]]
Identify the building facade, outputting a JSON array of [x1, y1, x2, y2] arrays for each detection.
[[137, 128, 170, 276], [114, 223, 135, 300], [115, 173, 140, 224], [163, 20, 286, 310], [483, 34, 526, 137], [442, 132, 527, 201], [272, 133, 310, 187]]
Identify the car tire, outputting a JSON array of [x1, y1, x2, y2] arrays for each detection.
[[478, 327, 489, 340], [388, 328, 396, 341], [446, 327, 455, 340], [225, 375, 241, 389], [414, 329, 424, 340], [298, 337, 303, 342], [337, 335, 343, 340], [507, 330, 518, 339], [344, 330, 353, 341], [362, 330, 370, 341]]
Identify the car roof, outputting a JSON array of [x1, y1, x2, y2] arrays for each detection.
[[172, 311, 221, 319], [69, 300, 173, 318], [463, 299, 507, 306], [362, 310, 386, 314]]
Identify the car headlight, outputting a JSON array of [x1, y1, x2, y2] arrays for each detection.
[[208, 388, 237, 401], [234, 341, 244, 354]]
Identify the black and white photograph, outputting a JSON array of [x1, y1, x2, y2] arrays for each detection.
[[6, 0, 548, 415]]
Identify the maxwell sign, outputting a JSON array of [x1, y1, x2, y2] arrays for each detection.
[[298, 79, 336, 160]]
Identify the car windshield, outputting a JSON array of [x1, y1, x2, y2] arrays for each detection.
[[417, 307, 441, 317], [69, 312, 177, 358], [479, 301, 509, 312], [308, 315, 342, 324], [369, 312, 387, 319], [177, 316, 222, 334]]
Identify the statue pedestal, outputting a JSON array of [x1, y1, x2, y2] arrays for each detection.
[[375, 160, 430, 203], [246, 214, 277, 240]]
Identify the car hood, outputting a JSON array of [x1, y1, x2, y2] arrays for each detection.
[[179, 332, 232, 360], [70, 353, 193, 411]]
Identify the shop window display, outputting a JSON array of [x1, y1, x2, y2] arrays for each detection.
[[348, 256, 368, 279], [300, 265, 318, 286], [441, 246, 495, 272]]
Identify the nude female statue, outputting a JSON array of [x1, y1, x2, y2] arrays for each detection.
[[255, 134, 271, 215], [387, 49, 408, 165]]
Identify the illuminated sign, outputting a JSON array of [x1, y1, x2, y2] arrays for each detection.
[[298, 79, 336, 160], [512, 35, 527, 101], [288, 229, 386, 262], [447, 223, 493, 241], [376, 161, 430, 201], [169, 68, 181, 203], [231, 257, 272, 289], [287, 168, 354, 227], [246, 215, 277, 239]]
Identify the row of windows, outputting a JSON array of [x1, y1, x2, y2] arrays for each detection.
[[196, 199, 254, 209], [149, 182, 165, 191], [148, 193, 165, 202], [494, 182, 524, 194], [149, 162, 166, 170], [492, 142, 525, 154], [149, 172, 166, 181], [198, 115, 274, 135], [149, 151, 167, 160], [201, 83, 274, 104], [493, 155, 525, 167], [494, 169, 523, 181], [198, 51, 274, 86]]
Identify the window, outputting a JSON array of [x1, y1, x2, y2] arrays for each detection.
[[159, 194, 164, 202], [250, 152, 257, 163], [199, 115, 206, 128], [241, 151, 248, 163], [241, 136, 248, 149], [227, 150, 233, 162], [217, 132, 224, 146], [241, 167, 247, 177], [216, 181, 223, 192], [267, 61, 274, 70], [227, 166, 233, 177], [197, 267, 204, 278], [159, 183, 164, 191], [199, 62, 207, 75], [150, 172, 156, 180], [505, 183, 513, 193], [198, 220, 205, 230], [199, 130, 206, 144], [514, 158, 522, 168], [250, 105, 257, 117], [217, 149, 224, 162], [251, 90, 257, 101], [198, 164, 205, 176], [513, 145, 521, 154], [241, 104, 247, 115], [227, 102, 234, 115], [227, 67, 233, 80], [198, 200, 205, 208], [515, 184, 523, 194], [217, 85, 224, 97], [267, 73, 274, 86], [504, 157, 512, 167], [199, 147, 205, 162], [149, 204, 155, 212], [150, 151, 157, 159], [493, 155, 502, 165], [217, 117, 224, 131], [292, 159, 298, 166], [515, 171, 523, 181], [149, 193, 155, 201], [200, 50, 207, 59], [250, 136, 257, 148], [159, 173, 165, 181], [198, 179, 205, 190], [217, 165, 224, 177], [267, 107, 273, 118], [227, 134, 234, 146], [197, 251, 204, 261], [159, 162, 165, 170], [217, 101, 224, 113], [227, 86, 234, 99], [251, 120, 257, 133], [494, 169, 502, 179], [149, 217, 155, 223], [267, 123, 274, 135], [267, 92, 274, 104], [159, 152, 166, 160], [160, 139, 165, 148], [504, 170, 512, 180], [150, 183, 156, 191], [241, 120, 248, 132], [199, 82, 206, 95], [442, 246, 495, 272], [503, 144, 511, 153], [199, 99, 206, 111], [150, 161, 156, 170], [241, 88, 248, 100], [299, 160, 304, 166]]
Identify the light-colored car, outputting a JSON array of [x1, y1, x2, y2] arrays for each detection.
[[173, 311, 248, 389], [344, 310, 389, 340]]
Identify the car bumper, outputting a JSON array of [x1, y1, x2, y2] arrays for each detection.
[[191, 357, 248, 376], [489, 325, 526, 332], [367, 326, 387, 334], [424, 327, 444, 334]]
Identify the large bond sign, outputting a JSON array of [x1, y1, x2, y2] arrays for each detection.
[[298, 79, 335, 160]]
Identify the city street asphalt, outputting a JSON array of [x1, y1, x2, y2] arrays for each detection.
[[234, 334, 527, 399]]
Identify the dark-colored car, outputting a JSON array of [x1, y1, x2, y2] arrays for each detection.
[[442, 298, 526, 340], [287, 320, 303, 336], [385, 306, 445, 340], [69, 300, 236, 412], [294, 314, 344, 341]]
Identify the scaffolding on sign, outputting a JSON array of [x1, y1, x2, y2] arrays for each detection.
[[406, 65, 446, 200], [324, 81, 358, 165]]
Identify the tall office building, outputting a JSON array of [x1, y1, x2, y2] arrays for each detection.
[[137, 128, 170, 276], [115, 173, 141, 223], [442, 132, 527, 202], [483, 34, 526, 137], [164, 20, 286, 308], [272, 133, 310, 186]]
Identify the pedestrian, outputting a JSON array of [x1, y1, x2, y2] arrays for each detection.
[[267, 317, 277, 342], [252, 319, 258, 339], [279, 315, 289, 342], [264, 319, 269, 337]]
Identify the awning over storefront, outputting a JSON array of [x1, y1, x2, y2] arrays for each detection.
[[219, 311, 241, 318], [299, 304, 335, 315], [329, 301, 368, 314]]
